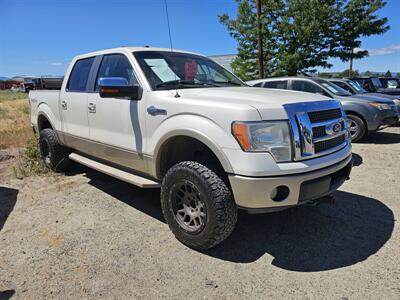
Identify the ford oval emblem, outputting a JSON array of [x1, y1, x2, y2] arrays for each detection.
[[333, 122, 342, 133], [326, 121, 342, 136]]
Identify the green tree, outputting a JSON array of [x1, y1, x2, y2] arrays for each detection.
[[384, 70, 392, 77], [219, 0, 284, 80], [333, 0, 389, 77], [364, 70, 372, 76], [275, 0, 341, 75], [339, 69, 360, 77]]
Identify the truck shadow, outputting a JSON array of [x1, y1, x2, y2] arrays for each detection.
[[78, 166, 394, 272], [359, 131, 400, 144], [205, 190, 394, 270], [0, 187, 18, 231]]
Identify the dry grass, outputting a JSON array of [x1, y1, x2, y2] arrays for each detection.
[[0, 91, 34, 149]]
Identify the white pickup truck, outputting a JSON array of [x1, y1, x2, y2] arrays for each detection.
[[29, 47, 353, 249]]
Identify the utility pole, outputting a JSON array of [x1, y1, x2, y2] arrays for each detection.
[[256, 0, 264, 79], [349, 48, 353, 78]]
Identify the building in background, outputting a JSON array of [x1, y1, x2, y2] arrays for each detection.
[[209, 54, 237, 72]]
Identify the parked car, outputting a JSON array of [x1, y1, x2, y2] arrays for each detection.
[[29, 47, 353, 249], [379, 77, 400, 89], [247, 77, 398, 141], [327, 78, 400, 118], [351, 77, 400, 96]]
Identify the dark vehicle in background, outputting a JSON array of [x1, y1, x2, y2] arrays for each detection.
[[379, 77, 400, 89], [23, 77, 64, 92], [247, 77, 398, 142], [351, 77, 400, 96], [327, 78, 400, 118]]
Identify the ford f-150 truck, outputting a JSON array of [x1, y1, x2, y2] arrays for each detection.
[[29, 47, 352, 250]]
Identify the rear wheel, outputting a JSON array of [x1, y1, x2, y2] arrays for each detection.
[[161, 161, 237, 250], [347, 114, 366, 142], [39, 128, 70, 172]]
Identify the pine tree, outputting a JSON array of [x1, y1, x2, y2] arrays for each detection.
[[333, 0, 389, 77]]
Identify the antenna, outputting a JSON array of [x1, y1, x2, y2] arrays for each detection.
[[164, 0, 180, 98]]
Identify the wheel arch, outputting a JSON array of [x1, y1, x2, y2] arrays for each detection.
[[152, 129, 234, 180]]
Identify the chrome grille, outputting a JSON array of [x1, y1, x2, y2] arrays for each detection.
[[283, 100, 349, 161], [314, 134, 346, 153], [308, 108, 342, 123]]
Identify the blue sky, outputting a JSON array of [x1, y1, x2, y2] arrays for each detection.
[[1, 0, 399, 77]]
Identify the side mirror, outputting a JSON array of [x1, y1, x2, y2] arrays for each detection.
[[98, 77, 142, 100]]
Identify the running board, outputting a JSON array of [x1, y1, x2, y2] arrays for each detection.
[[69, 153, 160, 188]]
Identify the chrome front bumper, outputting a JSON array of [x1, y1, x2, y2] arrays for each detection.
[[229, 154, 352, 210]]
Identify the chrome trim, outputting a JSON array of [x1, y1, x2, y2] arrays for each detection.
[[283, 100, 350, 161]]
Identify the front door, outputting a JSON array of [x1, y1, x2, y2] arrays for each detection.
[[87, 53, 147, 172]]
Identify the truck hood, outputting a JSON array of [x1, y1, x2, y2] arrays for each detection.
[[177, 87, 332, 119]]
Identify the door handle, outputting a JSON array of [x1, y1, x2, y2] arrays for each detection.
[[60, 100, 67, 110], [88, 103, 96, 113], [147, 105, 167, 116]]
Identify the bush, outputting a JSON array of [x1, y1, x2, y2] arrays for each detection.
[[13, 136, 48, 179]]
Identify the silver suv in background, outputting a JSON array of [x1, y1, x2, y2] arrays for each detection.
[[327, 78, 400, 117], [247, 77, 399, 141]]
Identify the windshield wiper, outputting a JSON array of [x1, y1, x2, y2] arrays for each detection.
[[156, 80, 211, 88], [211, 80, 242, 86]]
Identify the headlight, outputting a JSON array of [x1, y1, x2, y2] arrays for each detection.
[[369, 102, 392, 110], [232, 121, 292, 162]]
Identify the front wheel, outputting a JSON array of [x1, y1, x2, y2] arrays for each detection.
[[161, 161, 237, 250], [347, 114, 366, 142]]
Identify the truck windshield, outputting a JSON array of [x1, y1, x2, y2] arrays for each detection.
[[133, 51, 245, 90], [315, 79, 352, 96]]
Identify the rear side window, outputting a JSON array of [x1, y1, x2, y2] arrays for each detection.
[[252, 82, 264, 87], [95, 54, 138, 91], [67, 57, 95, 92], [264, 80, 288, 89], [292, 80, 323, 94]]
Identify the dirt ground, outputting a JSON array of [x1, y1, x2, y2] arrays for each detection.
[[0, 127, 399, 299]]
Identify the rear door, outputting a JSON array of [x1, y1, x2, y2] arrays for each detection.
[[86, 53, 147, 172], [59, 57, 95, 139]]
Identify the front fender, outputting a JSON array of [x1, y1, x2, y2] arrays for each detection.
[[149, 114, 239, 177]]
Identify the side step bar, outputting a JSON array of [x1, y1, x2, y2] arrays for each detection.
[[69, 153, 160, 188]]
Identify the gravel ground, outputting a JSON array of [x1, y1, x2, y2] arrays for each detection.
[[0, 127, 399, 299]]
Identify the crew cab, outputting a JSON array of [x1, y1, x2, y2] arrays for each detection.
[[30, 47, 352, 249], [247, 77, 399, 141]]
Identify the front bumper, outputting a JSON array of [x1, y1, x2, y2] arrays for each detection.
[[369, 109, 398, 131], [229, 154, 352, 210]]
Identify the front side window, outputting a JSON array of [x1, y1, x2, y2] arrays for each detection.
[[314, 79, 352, 96], [264, 80, 288, 89], [67, 57, 95, 91], [95, 54, 138, 90], [332, 81, 355, 94], [133, 51, 245, 90]]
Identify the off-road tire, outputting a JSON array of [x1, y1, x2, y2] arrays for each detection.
[[39, 128, 70, 172], [347, 114, 366, 142], [161, 161, 237, 250]]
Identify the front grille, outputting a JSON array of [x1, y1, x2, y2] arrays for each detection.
[[283, 101, 349, 161], [312, 126, 326, 138], [314, 134, 346, 153], [308, 108, 342, 123]]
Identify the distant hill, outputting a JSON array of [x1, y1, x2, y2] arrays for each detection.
[[0, 76, 10, 81]]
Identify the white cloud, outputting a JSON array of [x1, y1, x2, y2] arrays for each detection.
[[49, 62, 63, 66], [368, 44, 400, 56]]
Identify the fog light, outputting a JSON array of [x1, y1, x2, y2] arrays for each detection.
[[271, 185, 290, 202]]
